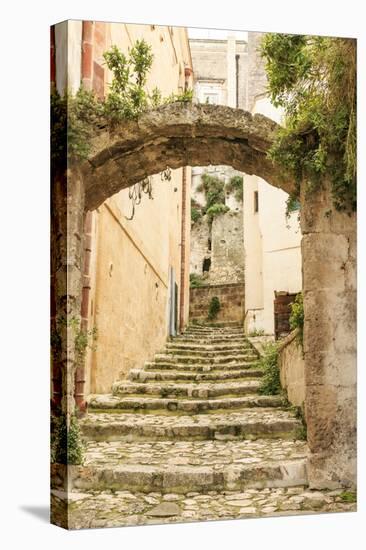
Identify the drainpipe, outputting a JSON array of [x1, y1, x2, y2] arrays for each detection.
[[235, 54, 240, 108], [74, 22, 95, 412], [179, 166, 188, 331]]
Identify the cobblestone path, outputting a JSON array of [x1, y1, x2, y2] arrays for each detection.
[[51, 324, 356, 528]]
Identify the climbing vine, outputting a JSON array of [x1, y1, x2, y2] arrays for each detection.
[[207, 296, 221, 321], [258, 342, 281, 395], [261, 34, 356, 211], [51, 39, 193, 218], [289, 292, 304, 344], [195, 173, 229, 224], [51, 414, 85, 465], [225, 175, 244, 202]]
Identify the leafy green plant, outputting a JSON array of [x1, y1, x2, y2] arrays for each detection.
[[201, 173, 226, 209], [51, 40, 193, 166], [207, 296, 221, 321], [206, 203, 230, 224], [191, 207, 201, 223], [289, 292, 304, 343], [258, 342, 281, 395], [339, 491, 357, 503], [51, 414, 85, 465], [190, 273, 205, 288], [225, 175, 244, 202], [261, 34, 356, 211]]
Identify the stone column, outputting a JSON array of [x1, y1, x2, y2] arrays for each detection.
[[52, 165, 86, 425], [301, 180, 356, 489]]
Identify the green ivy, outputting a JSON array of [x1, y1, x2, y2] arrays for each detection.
[[51, 414, 85, 465], [289, 292, 304, 343], [51, 39, 193, 166], [190, 273, 205, 288], [258, 342, 281, 395], [207, 296, 221, 321], [261, 34, 356, 211], [206, 203, 230, 224], [225, 175, 244, 202]]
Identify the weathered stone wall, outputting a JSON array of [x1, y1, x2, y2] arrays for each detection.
[[301, 181, 356, 489], [278, 329, 305, 410], [210, 210, 244, 284], [189, 283, 245, 324], [189, 209, 244, 286], [190, 216, 211, 278]]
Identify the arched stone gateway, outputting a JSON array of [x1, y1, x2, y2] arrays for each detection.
[[52, 102, 356, 491], [82, 103, 293, 210]]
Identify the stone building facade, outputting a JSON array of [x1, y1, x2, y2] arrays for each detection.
[[243, 32, 302, 336], [189, 36, 246, 292], [52, 21, 193, 397]]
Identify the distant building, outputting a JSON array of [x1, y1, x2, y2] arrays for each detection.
[[243, 33, 302, 336], [189, 37, 246, 289]]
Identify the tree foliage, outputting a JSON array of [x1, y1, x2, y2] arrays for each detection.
[[51, 39, 193, 165], [261, 34, 356, 211], [225, 175, 244, 202]]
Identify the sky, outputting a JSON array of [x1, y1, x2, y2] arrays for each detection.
[[188, 27, 248, 41]]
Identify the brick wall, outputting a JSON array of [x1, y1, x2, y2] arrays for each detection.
[[189, 283, 245, 324]]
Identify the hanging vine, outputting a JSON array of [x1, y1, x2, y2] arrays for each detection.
[[125, 167, 172, 220]]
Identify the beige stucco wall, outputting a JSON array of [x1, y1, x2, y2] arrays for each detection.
[[69, 22, 193, 394], [278, 330, 305, 409], [54, 20, 82, 94], [243, 97, 302, 335]]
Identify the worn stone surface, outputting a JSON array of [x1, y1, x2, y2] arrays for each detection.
[[278, 330, 305, 410], [190, 209, 245, 286], [51, 487, 356, 529], [82, 103, 293, 211], [300, 181, 356, 489], [189, 283, 245, 324]]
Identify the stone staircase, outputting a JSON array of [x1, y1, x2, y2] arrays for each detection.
[[51, 323, 356, 528], [77, 324, 307, 494]]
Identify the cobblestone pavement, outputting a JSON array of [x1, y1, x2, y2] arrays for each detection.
[[51, 487, 356, 529]]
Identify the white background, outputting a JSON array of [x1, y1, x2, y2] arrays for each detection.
[[0, 1, 364, 548]]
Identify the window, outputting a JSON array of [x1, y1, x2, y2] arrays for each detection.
[[254, 191, 259, 213], [203, 258, 211, 272]]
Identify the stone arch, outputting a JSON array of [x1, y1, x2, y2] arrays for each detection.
[[81, 103, 293, 211]]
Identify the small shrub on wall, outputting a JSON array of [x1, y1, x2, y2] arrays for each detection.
[[258, 343, 281, 395], [207, 296, 221, 321]]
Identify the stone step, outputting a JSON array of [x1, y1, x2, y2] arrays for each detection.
[[164, 347, 254, 358], [171, 336, 250, 345], [81, 408, 302, 441], [155, 353, 258, 364], [87, 394, 283, 413], [183, 330, 244, 337], [185, 324, 243, 330], [66, 439, 308, 494], [128, 368, 264, 382], [111, 380, 261, 399], [166, 342, 252, 352], [144, 361, 259, 372], [51, 486, 352, 529]]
